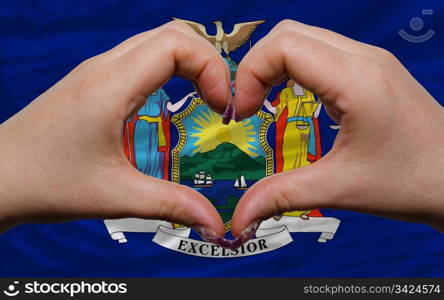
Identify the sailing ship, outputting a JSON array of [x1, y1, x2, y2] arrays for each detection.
[[234, 175, 248, 190], [194, 171, 214, 187]]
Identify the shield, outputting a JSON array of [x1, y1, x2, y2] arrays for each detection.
[[103, 20, 340, 256], [171, 97, 274, 228]]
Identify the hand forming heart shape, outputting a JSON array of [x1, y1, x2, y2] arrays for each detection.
[[1, 19, 443, 240]]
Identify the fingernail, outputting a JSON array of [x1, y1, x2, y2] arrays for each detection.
[[194, 226, 219, 244], [241, 220, 261, 240], [195, 226, 234, 249], [195, 221, 262, 251], [229, 220, 262, 250], [234, 114, 245, 123], [228, 238, 243, 250], [215, 238, 233, 249], [222, 97, 235, 125]]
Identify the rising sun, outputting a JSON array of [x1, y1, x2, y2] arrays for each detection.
[[191, 110, 258, 157]]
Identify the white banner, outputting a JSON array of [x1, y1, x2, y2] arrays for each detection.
[[104, 218, 172, 243], [259, 216, 341, 243], [104, 216, 341, 258], [152, 225, 292, 258]]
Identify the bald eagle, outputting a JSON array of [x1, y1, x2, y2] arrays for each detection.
[[173, 18, 265, 56]]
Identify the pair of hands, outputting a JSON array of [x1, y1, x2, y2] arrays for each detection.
[[0, 20, 443, 243]]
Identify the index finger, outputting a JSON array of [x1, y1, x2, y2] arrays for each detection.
[[233, 22, 354, 120], [88, 20, 232, 118]]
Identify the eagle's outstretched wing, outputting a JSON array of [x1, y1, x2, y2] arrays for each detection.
[[224, 20, 265, 52], [172, 17, 216, 44]]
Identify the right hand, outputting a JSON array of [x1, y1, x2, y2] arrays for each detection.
[[231, 20, 444, 237]]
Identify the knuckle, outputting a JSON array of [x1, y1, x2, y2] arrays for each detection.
[[166, 19, 192, 31], [119, 31, 147, 46], [72, 55, 100, 73], [263, 175, 295, 215], [351, 56, 396, 103], [363, 58, 390, 82], [156, 184, 188, 221], [161, 27, 185, 40], [155, 197, 175, 221], [274, 191, 294, 215], [72, 64, 112, 99], [370, 46, 401, 68], [351, 53, 387, 82], [153, 26, 188, 51], [274, 29, 299, 52], [274, 19, 297, 32], [373, 46, 396, 61], [77, 58, 93, 69]]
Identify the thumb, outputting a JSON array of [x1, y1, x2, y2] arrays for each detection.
[[231, 158, 347, 237], [101, 166, 226, 237]]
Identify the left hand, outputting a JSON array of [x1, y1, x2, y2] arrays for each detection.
[[0, 21, 230, 236]]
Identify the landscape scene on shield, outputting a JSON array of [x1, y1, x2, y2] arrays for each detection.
[[178, 104, 270, 224]]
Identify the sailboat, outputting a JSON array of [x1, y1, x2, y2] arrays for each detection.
[[234, 175, 248, 190], [194, 171, 213, 187]]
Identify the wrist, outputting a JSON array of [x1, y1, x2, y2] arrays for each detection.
[[0, 125, 28, 233]]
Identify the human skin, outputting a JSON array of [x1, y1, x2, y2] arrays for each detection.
[[0, 21, 229, 236], [230, 20, 444, 237], [0, 20, 443, 244]]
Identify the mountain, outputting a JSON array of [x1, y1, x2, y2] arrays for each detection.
[[180, 142, 266, 180]]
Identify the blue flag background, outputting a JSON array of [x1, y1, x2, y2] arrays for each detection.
[[1, 0, 443, 277]]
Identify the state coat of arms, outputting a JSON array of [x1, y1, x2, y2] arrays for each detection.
[[104, 19, 340, 258]]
